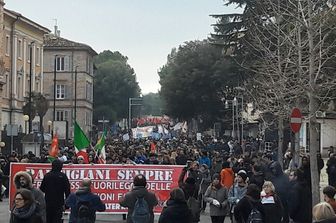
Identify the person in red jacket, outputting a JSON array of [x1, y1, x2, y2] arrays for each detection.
[[220, 161, 234, 189]]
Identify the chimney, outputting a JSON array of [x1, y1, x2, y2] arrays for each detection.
[[54, 24, 58, 36], [53, 19, 60, 37]]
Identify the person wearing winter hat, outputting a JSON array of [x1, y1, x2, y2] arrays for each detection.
[[13, 171, 46, 223], [228, 170, 248, 222], [204, 174, 229, 223], [77, 155, 85, 164], [237, 170, 248, 183]]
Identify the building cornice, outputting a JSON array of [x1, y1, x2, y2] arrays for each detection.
[[4, 8, 50, 34]]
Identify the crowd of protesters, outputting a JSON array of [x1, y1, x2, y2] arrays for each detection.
[[1, 132, 336, 222]]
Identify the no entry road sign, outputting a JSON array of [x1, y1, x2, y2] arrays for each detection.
[[290, 108, 302, 133]]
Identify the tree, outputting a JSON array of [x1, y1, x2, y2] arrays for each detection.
[[159, 40, 240, 129], [212, 0, 336, 205], [142, 93, 164, 116], [23, 92, 48, 149], [93, 50, 141, 123]]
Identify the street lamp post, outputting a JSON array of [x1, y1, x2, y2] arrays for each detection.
[[225, 99, 236, 139], [28, 42, 34, 133], [47, 120, 52, 134], [234, 86, 245, 145], [23, 115, 29, 134], [53, 55, 58, 122], [98, 117, 109, 131], [74, 66, 78, 122], [128, 97, 143, 129]]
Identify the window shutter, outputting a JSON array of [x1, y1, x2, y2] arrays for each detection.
[[65, 84, 72, 99], [64, 56, 70, 71]]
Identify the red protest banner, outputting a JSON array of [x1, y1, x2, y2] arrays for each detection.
[[9, 163, 183, 213]]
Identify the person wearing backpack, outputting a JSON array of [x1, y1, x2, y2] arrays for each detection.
[[178, 164, 201, 223], [119, 174, 158, 223], [234, 184, 264, 223], [65, 178, 106, 223]]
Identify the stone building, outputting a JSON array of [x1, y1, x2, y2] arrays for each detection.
[[43, 33, 96, 139], [0, 0, 5, 149], [1, 4, 50, 153]]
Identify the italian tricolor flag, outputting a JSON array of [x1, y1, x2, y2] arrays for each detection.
[[74, 121, 90, 164], [95, 131, 106, 164]]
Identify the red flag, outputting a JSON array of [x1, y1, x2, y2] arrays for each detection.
[[49, 135, 59, 157], [150, 142, 156, 153]]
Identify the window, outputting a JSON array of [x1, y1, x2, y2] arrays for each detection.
[[4, 74, 9, 98], [17, 77, 21, 99], [56, 56, 65, 71], [56, 84, 65, 99], [35, 81, 39, 92], [86, 81, 93, 101], [17, 39, 22, 59], [56, 110, 68, 121], [36, 47, 40, 65], [85, 111, 91, 126], [27, 79, 30, 97], [5, 36, 10, 55], [27, 44, 31, 62]]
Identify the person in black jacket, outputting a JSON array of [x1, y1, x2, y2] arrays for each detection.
[[260, 181, 283, 223], [249, 164, 265, 190], [269, 161, 290, 223], [234, 184, 264, 223], [326, 154, 336, 187], [158, 188, 192, 223], [178, 165, 201, 223], [119, 174, 158, 223], [288, 169, 312, 223], [40, 159, 70, 223]]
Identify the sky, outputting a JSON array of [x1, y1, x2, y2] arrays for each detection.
[[5, 0, 239, 94]]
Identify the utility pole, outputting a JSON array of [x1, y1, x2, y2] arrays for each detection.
[[28, 42, 34, 133]]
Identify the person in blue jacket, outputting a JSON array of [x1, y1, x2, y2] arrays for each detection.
[[198, 151, 211, 169], [65, 178, 106, 223]]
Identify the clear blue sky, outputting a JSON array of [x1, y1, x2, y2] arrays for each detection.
[[5, 0, 239, 94]]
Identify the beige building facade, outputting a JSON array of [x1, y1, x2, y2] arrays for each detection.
[[1, 5, 49, 140], [0, 0, 5, 148], [43, 34, 96, 138]]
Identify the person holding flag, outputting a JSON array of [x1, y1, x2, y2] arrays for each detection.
[[74, 121, 90, 164], [95, 131, 106, 164], [48, 134, 59, 162]]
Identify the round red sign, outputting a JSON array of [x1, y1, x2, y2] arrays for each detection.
[[290, 108, 302, 133]]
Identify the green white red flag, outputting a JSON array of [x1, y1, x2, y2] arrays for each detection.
[[95, 131, 106, 164], [74, 121, 90, 164]]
